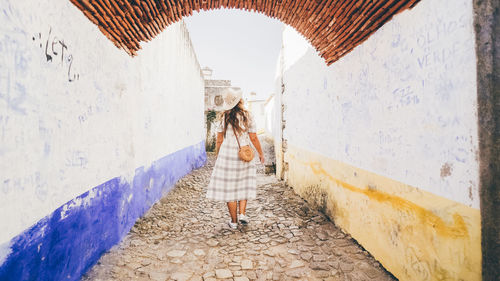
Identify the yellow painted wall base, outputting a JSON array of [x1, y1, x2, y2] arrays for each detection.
[[285, 145, 481, 281]]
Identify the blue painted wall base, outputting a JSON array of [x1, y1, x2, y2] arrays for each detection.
[[0, 141, 206, 281]]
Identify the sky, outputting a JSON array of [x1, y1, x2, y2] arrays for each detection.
[[184, 8, 284, 100]]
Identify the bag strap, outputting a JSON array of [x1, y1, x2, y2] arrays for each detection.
[[231, 124, 241, 149]]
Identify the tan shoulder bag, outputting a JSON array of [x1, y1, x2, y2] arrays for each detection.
[[232, 125, 254, 162]]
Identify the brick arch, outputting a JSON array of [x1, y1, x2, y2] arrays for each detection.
[[70, 0, 420, 65]]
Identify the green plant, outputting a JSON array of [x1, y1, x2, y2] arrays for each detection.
[[205, 110, 217, 152], [206, 110, 217, 125]]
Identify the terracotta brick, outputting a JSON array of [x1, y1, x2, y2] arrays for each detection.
[[69, 0, 421, 65]]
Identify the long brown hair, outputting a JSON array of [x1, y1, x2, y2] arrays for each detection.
[[222, 100, 250, 136]]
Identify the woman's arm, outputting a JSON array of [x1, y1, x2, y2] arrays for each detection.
[[215, 132, 224, 157], [249, 133, 265, 164]]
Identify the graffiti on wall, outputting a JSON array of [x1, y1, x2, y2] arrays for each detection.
[[32, 27, 80, 82], [2, 172, 49, 201], [0, 33, 29, 114]]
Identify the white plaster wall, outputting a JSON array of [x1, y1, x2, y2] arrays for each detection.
[[280, 0, 479, 208], [264, 96, 275, 136], [248, 100, 266, 132], [272, 47, 285, 178], [272, 43, 285, 143], [0, 0, 205, 244]]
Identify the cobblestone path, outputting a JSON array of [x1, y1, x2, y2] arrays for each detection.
[[82, 155, 396, 281]]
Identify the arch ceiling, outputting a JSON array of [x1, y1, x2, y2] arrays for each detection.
[[70, 0, 420, 65]]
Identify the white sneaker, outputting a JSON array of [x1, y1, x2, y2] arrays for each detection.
[[238, 214, 249, 224], [227, 220, 238, 229]]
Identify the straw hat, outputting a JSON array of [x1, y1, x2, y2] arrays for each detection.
[[213, 87, 243, 111]]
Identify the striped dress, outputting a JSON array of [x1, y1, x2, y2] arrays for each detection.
[[206, 113, 257, 202]]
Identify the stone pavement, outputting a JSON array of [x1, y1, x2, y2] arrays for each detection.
[[82, 155, 396, 281]]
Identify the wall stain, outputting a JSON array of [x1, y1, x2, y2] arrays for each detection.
[[440, 162, 453, 178], [468, 184, 474, 201], [288, 154, 469, 238], [302, 184, 329, 215]]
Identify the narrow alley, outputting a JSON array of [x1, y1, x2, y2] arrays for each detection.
[[1, 1, 497, 280], [82, 155, 394, 281]]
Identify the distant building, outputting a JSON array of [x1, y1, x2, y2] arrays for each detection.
[[202, 66, 237, 111], [202, 66, 243, 151], [246, 91, 267, 134], [263, 94, 276, 137]]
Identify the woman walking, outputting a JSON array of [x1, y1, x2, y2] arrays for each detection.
[[206, 87, 265, 229]]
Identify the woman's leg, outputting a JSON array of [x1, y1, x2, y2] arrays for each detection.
[[227, 201, 238, 223], [238, 200, 247, 215]]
